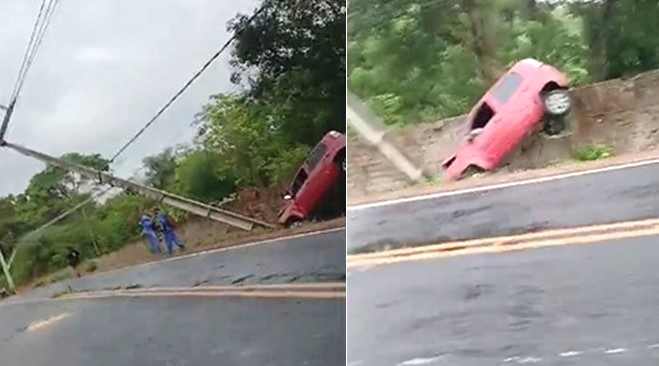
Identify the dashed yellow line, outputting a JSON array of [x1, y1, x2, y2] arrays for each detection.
[[348, 218, 659, 268]]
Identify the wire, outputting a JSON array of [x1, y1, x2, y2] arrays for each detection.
[[11, 0, 47, 100], [1, 0, 61, 141], [108, 3, 268, 163], [11, 0, 61, 102]]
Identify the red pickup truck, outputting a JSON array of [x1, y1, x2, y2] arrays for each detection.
[[278, 130, 346, 227]]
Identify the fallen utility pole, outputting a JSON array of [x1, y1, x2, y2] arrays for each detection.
[[347, 90, 427, 182], [0, 140, 276, 231]]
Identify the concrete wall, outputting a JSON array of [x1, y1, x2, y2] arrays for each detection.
[[348, 69, 659, 201]]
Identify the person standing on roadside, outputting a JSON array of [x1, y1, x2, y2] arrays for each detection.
[[139, 213, 161, 254], [66, 246, 82, 278], [154, 209, 185, 255]]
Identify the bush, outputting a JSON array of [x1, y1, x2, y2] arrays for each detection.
[[84, 260, 98, 273], [264, 145, 312, 186], [573, 145, 614, 161], [49, 271, 72, 284]]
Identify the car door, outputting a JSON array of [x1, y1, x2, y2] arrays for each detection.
[[294, 143, 334, 216]]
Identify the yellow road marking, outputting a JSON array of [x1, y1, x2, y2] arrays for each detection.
[[57, 282, 347, 300], [0, 282, 345, 307], [59, 290, 345, 301], [26, 312, 71, 332], [348, 218, 659, 268], [124, 282, 346, 293]]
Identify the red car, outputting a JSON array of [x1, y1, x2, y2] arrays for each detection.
[[278, 130, 346, 227], [441, 58, 571, 181]]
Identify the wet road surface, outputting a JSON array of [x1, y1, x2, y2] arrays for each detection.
[[1, 296, 344, 366], [348, 162, 659, 253], [348, 234, 659, 365], [20, 228, 345, 300], [1, 229, 346, 366]]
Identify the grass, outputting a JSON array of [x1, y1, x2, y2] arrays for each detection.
[[48, 271, 72, 284], [425, 175, 442, 185], [84, 260, 98, 273], [573, 144, 614, 162]]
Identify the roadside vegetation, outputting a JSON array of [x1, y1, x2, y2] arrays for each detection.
[[573, 144, 614, 162], [348, 0, 659, 126], [0, 0, 345, 288]]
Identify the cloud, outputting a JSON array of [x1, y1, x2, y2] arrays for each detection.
[[0, 0, 259, 196]]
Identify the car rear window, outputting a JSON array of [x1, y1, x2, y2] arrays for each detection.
[[491, 72, 523, 104], [306, 143, 327, 171]]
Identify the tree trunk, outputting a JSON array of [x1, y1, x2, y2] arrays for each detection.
[[463, 0, 501, 85], [588, 0, 615, 81]]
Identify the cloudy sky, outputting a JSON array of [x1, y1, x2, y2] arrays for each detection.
[[0, 0, 259, 196]]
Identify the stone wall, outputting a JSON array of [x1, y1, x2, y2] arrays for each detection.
[[347, 69, 659, 201]]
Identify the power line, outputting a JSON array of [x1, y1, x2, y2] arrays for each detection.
[[12, 0, 62, 102], [1, 0, 61, 141], [108, 4, 268, 163], [11, 0, 47, 100]]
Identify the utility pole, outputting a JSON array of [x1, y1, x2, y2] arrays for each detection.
[[0, 140, 276, 231], [0, 99, 16, 140], [0, 248, 15, 293], [347, 90, 427, 183]]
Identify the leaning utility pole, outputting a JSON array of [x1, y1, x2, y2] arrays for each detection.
[[346, 90, 427, 182], [0, 140, 276, 231]]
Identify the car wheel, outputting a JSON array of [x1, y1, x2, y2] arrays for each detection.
[[286, 220, 302, 229], [543, 117, 566, 136], [463, 165, 485, 178], [542, 89, 571, 117]]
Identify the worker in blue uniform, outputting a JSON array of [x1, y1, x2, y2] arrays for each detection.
[[155, 209, 185, 255], [139, 214, 161, 254]]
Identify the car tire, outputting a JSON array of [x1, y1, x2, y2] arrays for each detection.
[[285, 219, 302, 229], [543, 116, 566, 136], [335, 151, 346, 172], [463, 165, 485, 178], [542, 89, 571, 117]]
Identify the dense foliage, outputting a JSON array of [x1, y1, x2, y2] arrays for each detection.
[[0, 0, 346, 287], [348, 0, 659, 126]]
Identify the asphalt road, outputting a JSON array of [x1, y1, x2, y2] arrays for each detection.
[[348, 233, 659, 365], [348, 162, 659, 253], [1, 229, 346, 366], [23, 228, 346, 300]]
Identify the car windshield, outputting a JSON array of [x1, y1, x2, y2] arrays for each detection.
[[491, 72, 523, 104], [305, 142, 328, 171]]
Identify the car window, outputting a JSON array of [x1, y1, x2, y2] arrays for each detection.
[[291, 168, 308, 195], [491, 72, 523, 104], [306, 143, 328, 171]]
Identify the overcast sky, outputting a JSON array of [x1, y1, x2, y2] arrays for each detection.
[[0, 0, 259, 196]]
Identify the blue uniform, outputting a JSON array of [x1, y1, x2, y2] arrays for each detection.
[[139, 214, 161, 254], [156, 211, 184, 255]]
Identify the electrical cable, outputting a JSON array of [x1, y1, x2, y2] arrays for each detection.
[[108, 3, 267, 163]]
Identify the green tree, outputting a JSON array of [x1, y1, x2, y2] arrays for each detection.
[[174, 150, 236, 202], [228, 0, 346, 145], [142, 148, 177, 190], [348, 0, 592, 126]]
